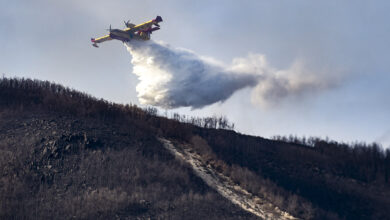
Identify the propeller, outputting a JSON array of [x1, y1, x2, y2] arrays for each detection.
[[106, 25, 111, 31], [124, 20, 131, 28]]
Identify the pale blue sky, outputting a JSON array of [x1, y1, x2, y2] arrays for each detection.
[[1, 0, 389, 147]]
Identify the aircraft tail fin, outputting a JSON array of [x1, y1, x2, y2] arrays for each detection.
[[154, 16, 163, 23]]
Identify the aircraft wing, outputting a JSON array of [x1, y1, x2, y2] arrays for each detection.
[[91, 35, 112, 47], [124, 22, 153, 33], [125, 16, 162, 33]]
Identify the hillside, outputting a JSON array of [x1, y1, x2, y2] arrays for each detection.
[[1, 78, 390, 219]]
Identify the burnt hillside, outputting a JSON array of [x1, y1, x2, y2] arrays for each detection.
[[0, 78, 256, 219], [1, 77, 390, 219]]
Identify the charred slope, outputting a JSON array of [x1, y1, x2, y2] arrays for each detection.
[[197, 130, 390, 219], [1, 77, 390, 219], [0, 78, 256, 219], [0, 113, 260, 219]]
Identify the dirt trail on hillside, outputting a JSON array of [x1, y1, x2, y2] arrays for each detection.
[[159, 138, 298, 220]]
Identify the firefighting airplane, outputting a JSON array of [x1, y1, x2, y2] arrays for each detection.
[[91, 16, 163, 48]]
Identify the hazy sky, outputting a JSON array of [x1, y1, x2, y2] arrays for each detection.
[[1, 0, 390, 148]]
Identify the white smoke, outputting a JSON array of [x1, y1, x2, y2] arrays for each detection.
[[125, 40, 338, 109]]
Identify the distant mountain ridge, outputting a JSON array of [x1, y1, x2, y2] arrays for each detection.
[[1, 77, 389, 219]]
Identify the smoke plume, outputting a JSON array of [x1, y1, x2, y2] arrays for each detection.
[[125, 41, 338, 109]]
